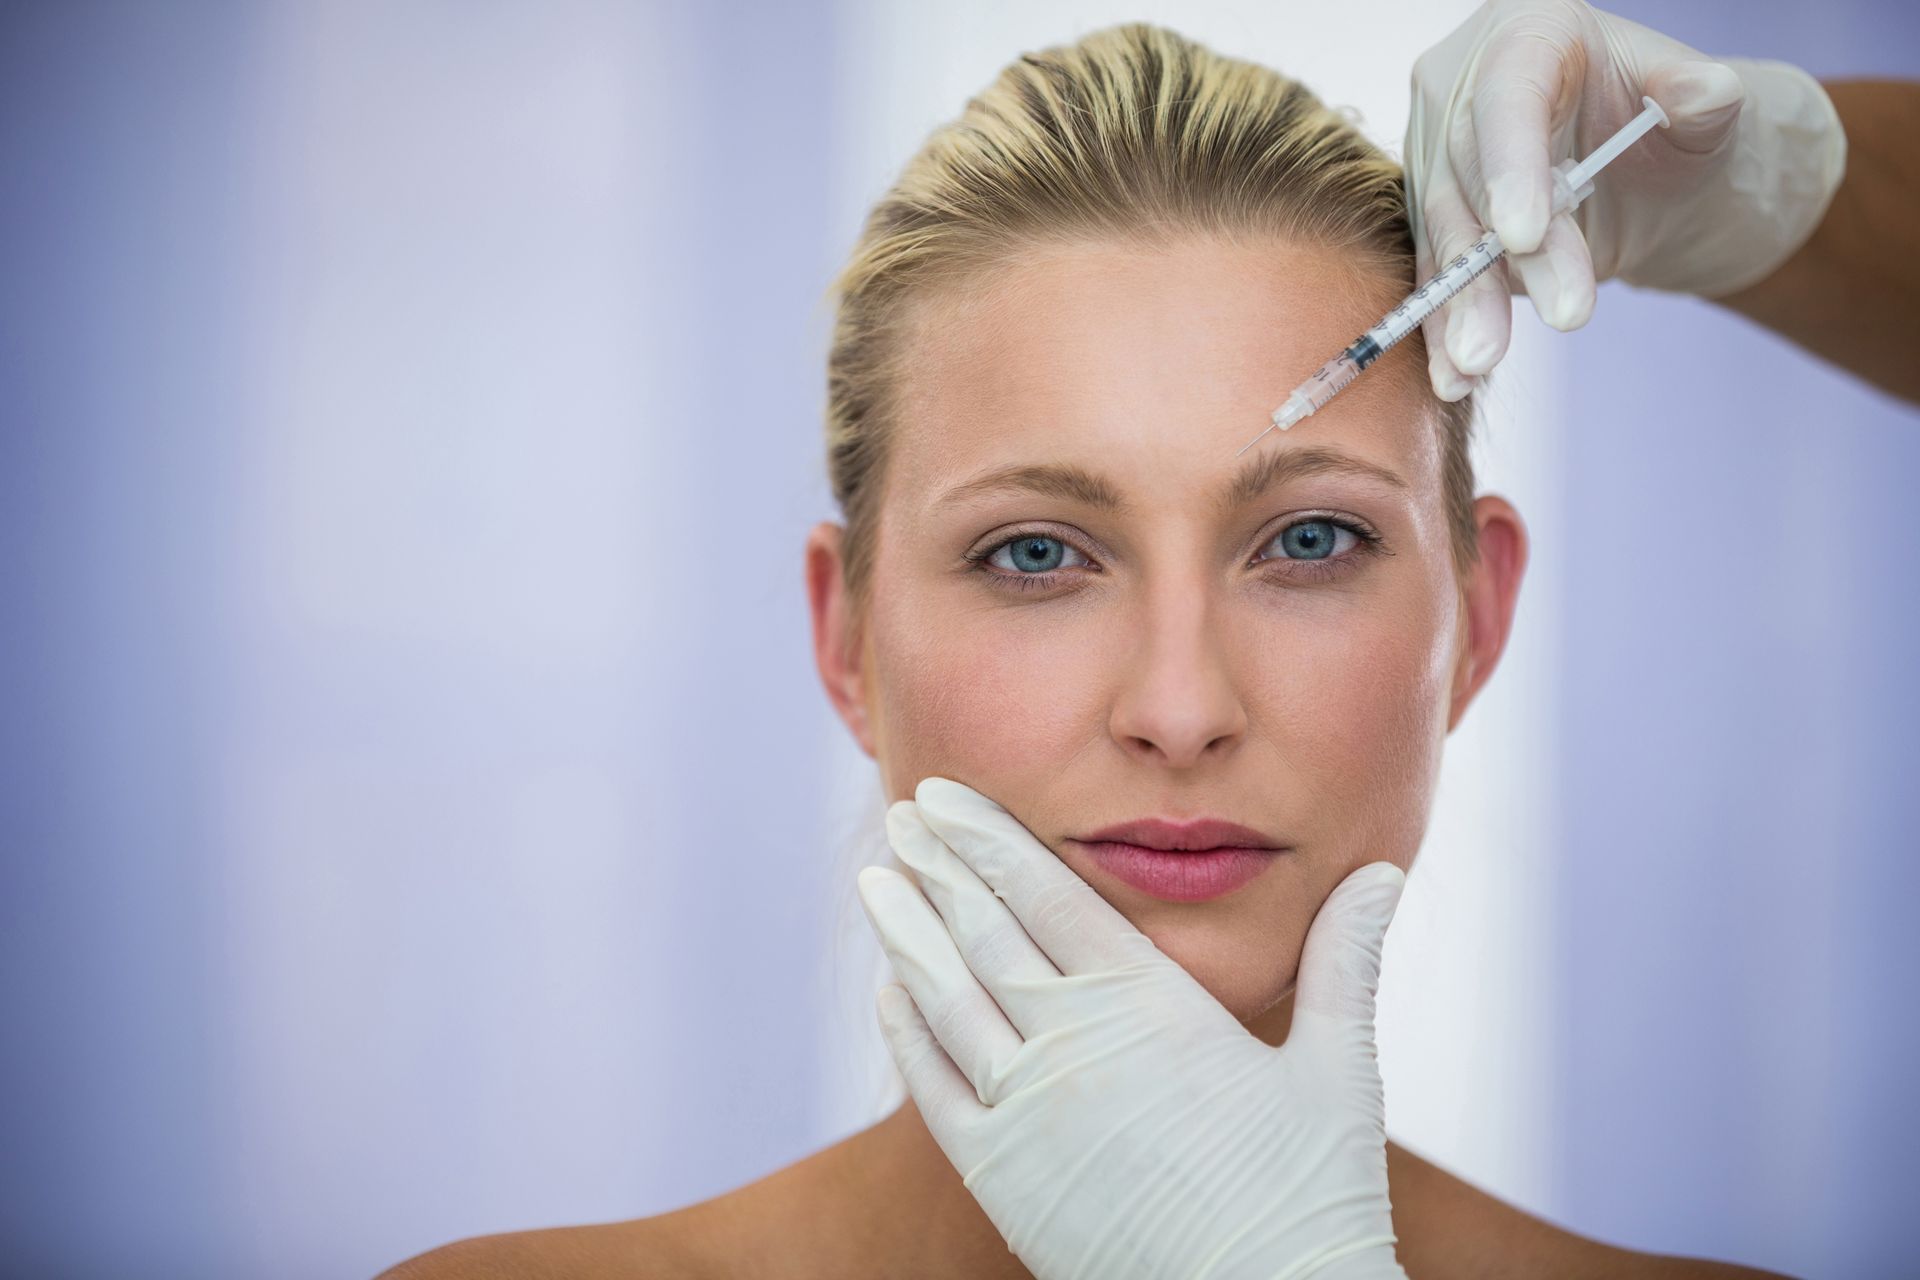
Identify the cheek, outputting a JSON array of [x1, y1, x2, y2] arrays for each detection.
[[868, 566, 1459, 828], [867, 585, 1103, 798], [1264, 584, 1457, 854]]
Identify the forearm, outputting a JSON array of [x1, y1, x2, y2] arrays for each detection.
[[1711, 79, 1920, 405], [1553, 1243, 1798, 1279]]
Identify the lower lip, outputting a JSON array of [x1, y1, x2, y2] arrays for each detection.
[[1073, 841, 1285, 902]]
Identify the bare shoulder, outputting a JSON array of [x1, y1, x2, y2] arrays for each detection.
[[372, 1139, 851, 1280], [373, 1115, 882, 1280], [374, 1205, 731, 1280], [1385, 1141, 1795, 1280]]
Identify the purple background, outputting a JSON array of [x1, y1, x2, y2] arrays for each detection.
[[1554, 5, 1920, 1274], [1, 2, 1914, 1276]]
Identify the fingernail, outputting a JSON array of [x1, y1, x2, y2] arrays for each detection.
[[1530, 254, 1569, 327], [1538, 258, 1586, 331], [884, 803, 920, 848], [914, 776, 962, 815], [1445, 305, 1468, 362], [1433, 363, 1476, 402], [1489, 174, 1545, 253], [891, 834, 942, 892], [876, 983, 912, 1026], [1447, 306, 1499, 374], [1366, 861, 1407, 908], [1342, 863, 1407, 934], [1661, 59, 1744, 122], [857, 864, 893, 904], [890, 839, 927, 879]]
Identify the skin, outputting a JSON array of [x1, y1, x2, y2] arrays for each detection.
[[374, 75, 1920, 1274], [798, 232, 1542, 1277], [1713, 80, 1920, 406], [380, 233, 1796, 1280], [830, 232, 1503, 1042]]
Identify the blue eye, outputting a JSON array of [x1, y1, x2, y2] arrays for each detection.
[[987, 534, 1088, 575], [963, 531, 1097, 592], [1268, 518, 1356, 561], [966, 516, 1381, 597]]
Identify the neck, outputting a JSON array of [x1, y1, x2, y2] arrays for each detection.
[[828, 990, 1296, 1278]]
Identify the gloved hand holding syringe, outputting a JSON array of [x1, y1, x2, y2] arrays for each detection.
[[1237, 94, 1668, 457]]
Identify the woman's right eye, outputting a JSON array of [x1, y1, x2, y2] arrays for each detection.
[[990, 535, 1087, 574], [966, 532, 1096, 591]]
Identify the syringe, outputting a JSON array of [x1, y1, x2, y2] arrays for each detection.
[[1236, 94, 1670, 458]]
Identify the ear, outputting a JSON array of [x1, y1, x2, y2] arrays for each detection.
[[806, 521, 879, 758], [1446, 494, 1528, 733]]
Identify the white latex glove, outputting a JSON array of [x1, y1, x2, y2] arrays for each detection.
[[855, 776, 1410, 1280], [1405, 0, 1848, 399]]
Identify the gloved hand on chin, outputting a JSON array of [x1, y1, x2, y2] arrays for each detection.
[[857, 776, 1411, 1280]]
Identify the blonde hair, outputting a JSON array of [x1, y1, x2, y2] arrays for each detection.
[[823, 21, 1480, 624]]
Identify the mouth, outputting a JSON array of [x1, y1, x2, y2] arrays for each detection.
[[1067, 817, 1289, 903], [1076, 816, 1283, 852]]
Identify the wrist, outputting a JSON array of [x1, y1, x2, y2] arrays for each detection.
[[1621, 57, 1847, 298]]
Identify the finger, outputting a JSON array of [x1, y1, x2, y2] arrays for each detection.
[[1422, 172, 1511, 379], [911, 776, 1160, 977], [875, 983, 989, 1147], [1506, 209, 1596, 331], [1443, 264, 1512, 377], [886, 801, 1062, 1038], [1412, 213, 1475, 402], [856, 865, 1023, 1104], [1292, 861, 1406, 1035], [1640, 57, 1745, 154], [1467, 15, 1581, 255]]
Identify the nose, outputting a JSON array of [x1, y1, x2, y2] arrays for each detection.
[[1107, 579, 1249, 768]]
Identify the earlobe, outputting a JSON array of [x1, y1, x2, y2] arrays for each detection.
[[805, 521, 878, 758], [1446, 496, 1529, 732]]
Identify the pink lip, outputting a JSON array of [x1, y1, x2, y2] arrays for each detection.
[[1077, 816, 1283, 852], [1072, 841, 1284, 902]]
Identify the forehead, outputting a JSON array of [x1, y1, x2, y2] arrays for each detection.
[[890, 234, 1441, 504]]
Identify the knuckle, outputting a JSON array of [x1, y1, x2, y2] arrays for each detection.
[[924, 985, 981, 1046], [1028, 878, 1097, 938], [964, 920, 1028, 978], [1409, 47, 1440, 89]]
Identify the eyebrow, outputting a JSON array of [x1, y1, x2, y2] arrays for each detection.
[[932, 445, 1409, 518]]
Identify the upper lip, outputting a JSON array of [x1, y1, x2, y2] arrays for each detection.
[[1074, 817, 1285, 852]]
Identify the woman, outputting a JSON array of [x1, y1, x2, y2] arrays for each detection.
[[385, 22, 1791, 1278]]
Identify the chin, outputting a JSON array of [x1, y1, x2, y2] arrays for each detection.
[[1135, 916, 1302, 1025]]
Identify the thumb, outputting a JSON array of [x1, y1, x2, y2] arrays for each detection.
[[1293, 861, 1407, 1030], [1644, 59, 1746, 155]]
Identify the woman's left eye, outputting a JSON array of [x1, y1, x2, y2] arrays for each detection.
[[1248, 515, 1386, 582], [1259, 518, 1359, 562]]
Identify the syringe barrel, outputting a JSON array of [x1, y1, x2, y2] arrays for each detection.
[[1348, 152, 1605, 369], [1279, 230, 1503, 426], [1352, 228, 1507, 363], [1259, 96, 1667, 448], [1302, 352, 1361, 408]]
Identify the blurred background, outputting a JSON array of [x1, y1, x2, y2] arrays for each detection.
[[2, 1, 1915, 1276]]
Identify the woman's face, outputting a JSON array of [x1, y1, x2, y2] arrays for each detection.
[[808, 233, 1524, 1030]]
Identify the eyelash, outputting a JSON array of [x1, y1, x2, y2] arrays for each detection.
[[963, 514, 1388, 595]]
